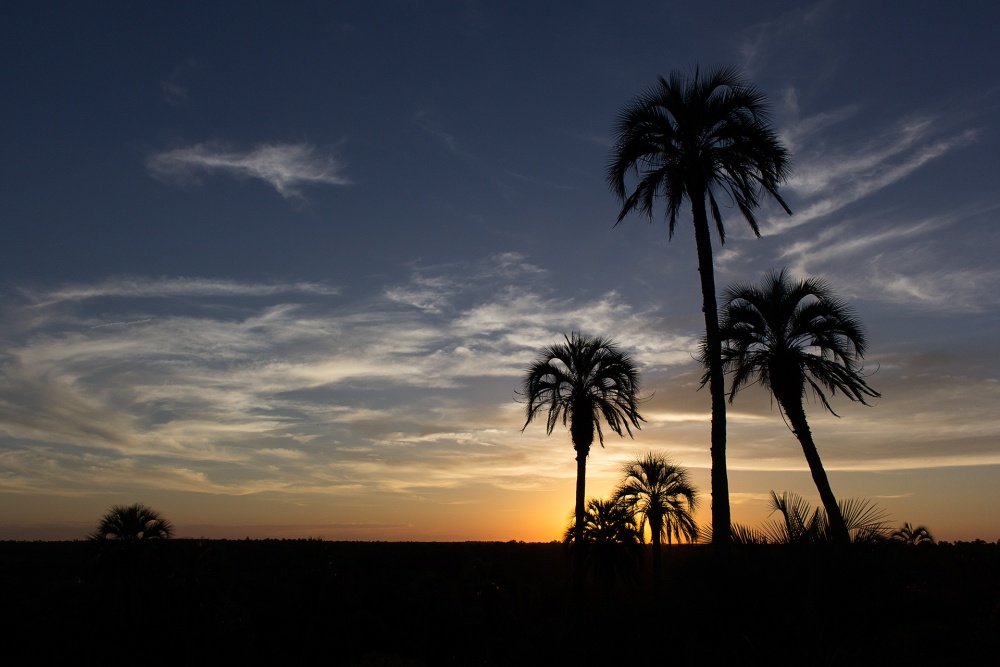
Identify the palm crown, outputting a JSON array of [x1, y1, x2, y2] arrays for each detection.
[[521, 333, 643, 450], [717, 268, 879, 414], [616, 453, 699, 546], [607, 64, 792, 243]]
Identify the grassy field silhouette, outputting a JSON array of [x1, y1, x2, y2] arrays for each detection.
[[3, 538, 997, 665]]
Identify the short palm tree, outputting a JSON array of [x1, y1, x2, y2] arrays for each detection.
[[565, 497, 643, 591], [714, 270, 880, 543], [521, 332, 644, 592], [615, 452, 698, 587], [91, 502, 174, 541], [608, 65, 792, 549], [891, 522, 935, 546]]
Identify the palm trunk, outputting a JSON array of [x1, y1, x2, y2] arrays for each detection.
[[650, 514, 663, 589], [690, 190, 731, 553], [778, 395, 850, 544], [573, 447, 588, 595], [571, 412, 594, 598]]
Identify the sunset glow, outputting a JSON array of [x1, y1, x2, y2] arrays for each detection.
[[2, 2, 998, 544]]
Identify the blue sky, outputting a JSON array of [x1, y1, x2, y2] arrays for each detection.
[[2, 1, 999, 541]]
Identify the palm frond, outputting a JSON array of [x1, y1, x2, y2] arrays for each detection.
[[839, 496, 892, 543], [731, 523, 770, 545]]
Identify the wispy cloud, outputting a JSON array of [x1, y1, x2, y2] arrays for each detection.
[[739, 1, 836, 76], [0, 257, 700, 499], [24, 276, 339, 306], [3, 256, 999, 539], [772, 209, 1000, 312], [413, 109, 483, 164], [147, 143, 352, 198], [765, 114, 978, 235], [160, 59, 199, 108], [777, 215, 945, 275]]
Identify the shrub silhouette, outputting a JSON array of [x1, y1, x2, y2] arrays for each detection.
[[91, 502, 174, 541]]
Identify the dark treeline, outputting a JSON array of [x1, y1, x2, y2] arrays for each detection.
[[3, 539, 998, 665]]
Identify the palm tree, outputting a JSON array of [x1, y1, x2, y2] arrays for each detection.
[[521, 332, 644, 593], [715, 270, 880, 543], [91, 502, 174, 541], [564, 497, 643, 591], [607, 65, 792, 549], [615, 452, 698, 587], [891, 522, 935, 546]]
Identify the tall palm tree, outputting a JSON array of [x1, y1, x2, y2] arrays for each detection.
[[615, 452, 698, 587], [564, 497, 643, 591], [607, 65, 792, 549], [715, 270, 880, 543], [91, 502, 174, 541], [521, 332, 644, 592]]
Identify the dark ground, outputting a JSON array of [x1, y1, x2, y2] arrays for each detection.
[[2, 539, 997, 665]]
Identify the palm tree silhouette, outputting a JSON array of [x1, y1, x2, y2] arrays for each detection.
[[91, 502, 174, 541], [607, 65, 792, 549], [520, 332, 644, 593], [564, 497, 643, 592], [714, 270, 880, 543], [891, 522, 935, 546], [615, 452, 698, 587]]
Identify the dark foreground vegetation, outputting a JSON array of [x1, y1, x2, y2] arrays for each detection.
[[3, 539, 998, 665]]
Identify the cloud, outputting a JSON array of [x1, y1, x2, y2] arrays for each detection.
[[770, 209, 1000, 312], [2, 255, 998, 525], [739, 1, 836, 76], [23, 276, 339, 306], [414, 109, 482, 164], [0, 259, 702, 499], [147, 143, 352, 197], [160, 59, 199, 108], [776, 215, 944, 278], [765, 115, 978, 235]]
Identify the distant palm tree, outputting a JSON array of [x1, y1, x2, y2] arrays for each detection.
[[615, 452, 698, 587], [608, 65, 792, 549], [91, 503, 174, 541], [565, 497, 643, 591], [714, 270, 879, 543], [891, 522, 935, 546], [521, 332, 644, 593]]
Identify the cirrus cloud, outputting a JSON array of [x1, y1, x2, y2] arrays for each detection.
[[147, 142, 352, 198]]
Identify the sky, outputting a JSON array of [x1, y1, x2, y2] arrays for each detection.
[[2, 1, 999, 543]]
